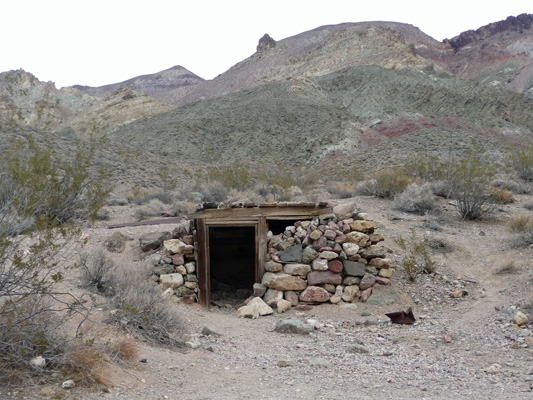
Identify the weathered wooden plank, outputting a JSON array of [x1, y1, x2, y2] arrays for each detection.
[[189, 206, 332, 220], [257, 216, 268, 282], [196, 218, 210, 308], [107, 216, 184, 229]]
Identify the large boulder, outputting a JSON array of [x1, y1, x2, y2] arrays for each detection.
[[139, 231, 171, 252]]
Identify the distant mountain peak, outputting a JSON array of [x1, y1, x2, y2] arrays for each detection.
[[445, 13, 533, 51]]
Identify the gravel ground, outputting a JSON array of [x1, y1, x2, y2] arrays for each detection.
[[2, 194, 532, 400]]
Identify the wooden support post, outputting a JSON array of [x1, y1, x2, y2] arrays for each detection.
[[196, 218, 210, 308]]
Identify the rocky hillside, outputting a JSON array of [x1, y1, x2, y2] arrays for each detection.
[[1, 14, 533, 188], [433, 14, 533, 97]]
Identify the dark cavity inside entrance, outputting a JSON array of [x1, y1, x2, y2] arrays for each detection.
[[268, 219, 301, 235], [209, 226, 255, 301]]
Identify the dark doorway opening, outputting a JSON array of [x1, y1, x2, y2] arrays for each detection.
[[268, 219, 301, 235], [209, 226, 256, 304]]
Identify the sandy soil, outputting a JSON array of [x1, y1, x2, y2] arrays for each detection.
[[2, 194, 532, 400]]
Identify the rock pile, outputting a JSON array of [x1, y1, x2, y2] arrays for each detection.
[[140, 221, 198, 303], [256, 206, 393, 309]]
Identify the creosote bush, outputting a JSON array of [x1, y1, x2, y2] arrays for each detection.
[[506, 144, 533, 182], [404, 149, 496, 220], [0, 133, 111, 380], [394, 230, 436, 281]]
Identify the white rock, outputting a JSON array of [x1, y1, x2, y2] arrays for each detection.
[[30, 356, 46, 369], [62, 380, 75, 389], [185, 262, 196, 274], [277, 299, 292, 313], [163, 239, 186, 254], [160, 273, 184, 288]]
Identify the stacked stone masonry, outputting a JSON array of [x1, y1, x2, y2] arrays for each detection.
[[258, 213, 392, 307], [142, 204, 393, 307]]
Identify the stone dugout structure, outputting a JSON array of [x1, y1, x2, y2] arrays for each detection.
[[147, 202, 394, 309]]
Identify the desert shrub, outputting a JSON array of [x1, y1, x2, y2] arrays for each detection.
[[354, 179, 377, 196], [506, 144, 533, 182], [169, 201, 197, 217], [254, 183, 290, 201], [394, 230, 436, 281], [96, 207, 111, 220], [421, 210, 447, 231], [106, 196, 129, 206], [0, 134, 110, 379], [205, 163, 252, 191], [326, 182, 355, 199], [490, 178, 529, 194], [443, 153, 495, 220], [507, 215, 533, 233], [373, 169, 411, 198], [78, 251, 117, 296], [134, 191, 174, 205], [61, 343, 110, 387], [507, 215, 533, 247], [393, 183, 436, 214], [183, 181, 227, 203], [133, 199, 166, 221], [488, 187, 515, 204], [107, 262, 185, 346]]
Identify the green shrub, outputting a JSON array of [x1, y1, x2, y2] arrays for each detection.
[[507, 145, 533, 182], [373, 169, 411, 198], [404, 150, 495, 219], [0, 134, 110, 379], [394, 230, 436, 281], [507, 215, 533, 248]]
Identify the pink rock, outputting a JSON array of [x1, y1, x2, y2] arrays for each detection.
[[284, 291, 299, 306], [299, 286, 330, 303], [360, 287, 373, 302], [307, 271, 342, 286], [172, 254, 185, 266], [375, 277, 391, 285], [313, 236, 328, 250], [359, 273, 376, 291], [328, 221, 339, 230], [328, 260, 343, 273], [324, 230, 336, 240], [333, 243, 343, 254]]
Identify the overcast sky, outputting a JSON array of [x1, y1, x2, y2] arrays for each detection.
[[2, 1, 532, 88]]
